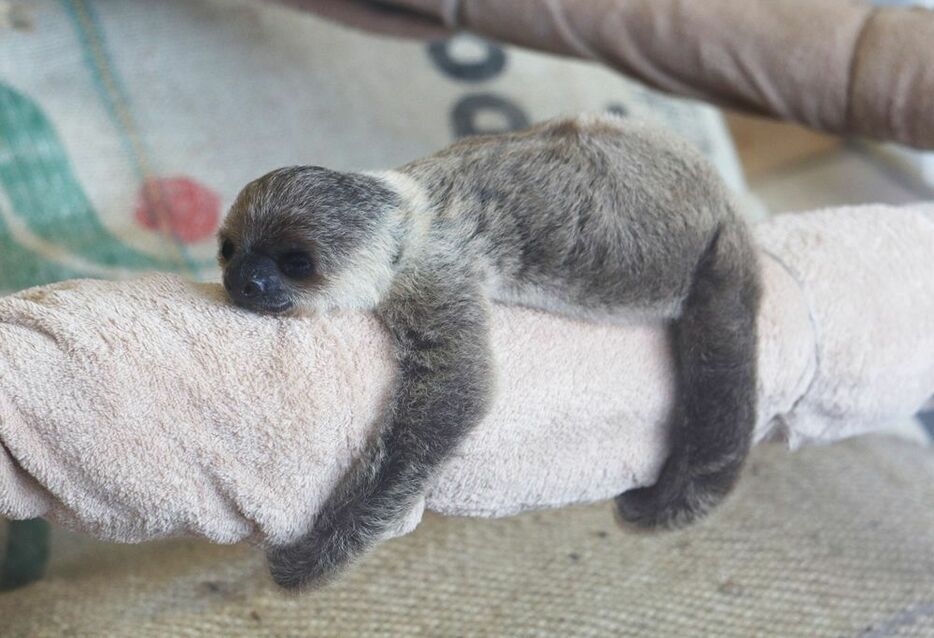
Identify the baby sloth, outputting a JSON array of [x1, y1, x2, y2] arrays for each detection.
[[219, 114, 761, 591]]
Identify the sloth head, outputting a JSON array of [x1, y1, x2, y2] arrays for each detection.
[[218, 166, 401, 315]]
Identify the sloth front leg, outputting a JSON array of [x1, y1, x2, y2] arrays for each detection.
[[266, 257, 494, 591]]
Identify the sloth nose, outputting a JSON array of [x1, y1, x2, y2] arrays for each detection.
[[241, 277, 266, 298], [224, 253, 283, 308]]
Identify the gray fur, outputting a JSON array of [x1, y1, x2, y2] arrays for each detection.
[[219, 114, 761, 590]]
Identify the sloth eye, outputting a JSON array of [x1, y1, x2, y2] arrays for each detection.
[[278, 251, 314, 279], [220, 239, 235, 261]]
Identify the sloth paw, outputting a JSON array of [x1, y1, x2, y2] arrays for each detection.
[[266, 512, 369, 591], [266, 535, 349, 592], [614, 458, 737, 530]]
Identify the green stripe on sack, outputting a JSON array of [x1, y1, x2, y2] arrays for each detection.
[[62, 0, 203, 275], [0, 519, 50, 591], [0, 84, 199, 274]]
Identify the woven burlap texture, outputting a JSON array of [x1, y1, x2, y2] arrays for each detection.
[[1, 435, 932, 637]]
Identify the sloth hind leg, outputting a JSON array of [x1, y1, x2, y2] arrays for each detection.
[[615, 223, 761, 529]]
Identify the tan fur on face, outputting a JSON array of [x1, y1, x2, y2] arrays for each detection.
[[219, 166, 406, 313]]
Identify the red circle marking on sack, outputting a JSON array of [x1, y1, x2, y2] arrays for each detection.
[[134, 176, 221, 243]]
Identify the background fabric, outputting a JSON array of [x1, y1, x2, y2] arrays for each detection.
[[0, 0, 744, 294]]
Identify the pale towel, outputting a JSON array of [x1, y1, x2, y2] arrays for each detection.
[[0, 204, 932, 547]]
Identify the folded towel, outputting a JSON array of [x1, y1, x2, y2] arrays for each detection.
[[1, 204, 932, 547]]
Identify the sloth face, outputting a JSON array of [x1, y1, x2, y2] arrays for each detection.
[[219, 166, 400, 315]]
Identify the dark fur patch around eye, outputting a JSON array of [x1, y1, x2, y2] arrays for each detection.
[[220, 238, 235, 261], [278, 251, 314, 279]]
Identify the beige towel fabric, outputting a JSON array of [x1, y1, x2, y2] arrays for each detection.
[[1, 204, 933, 547]]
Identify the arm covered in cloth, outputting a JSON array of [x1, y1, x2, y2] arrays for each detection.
[[1, 204, 933, 545], [288, 0, 934, 149]]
